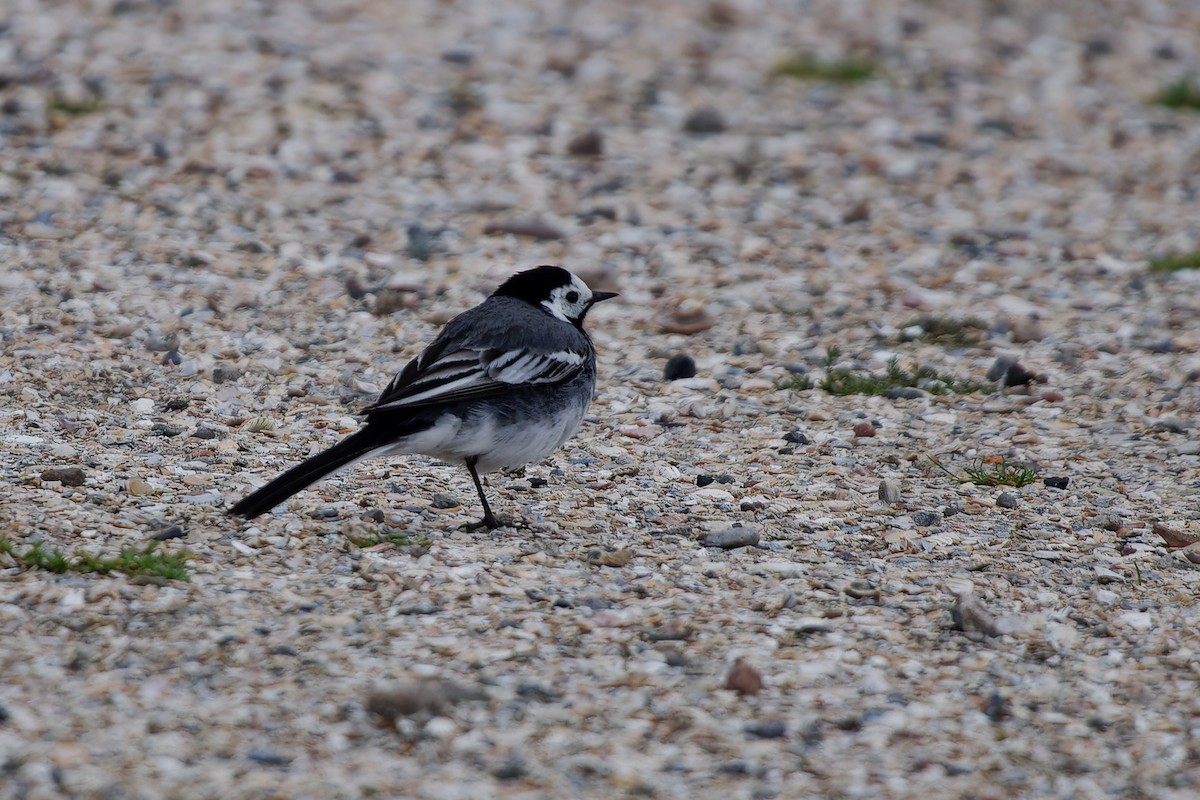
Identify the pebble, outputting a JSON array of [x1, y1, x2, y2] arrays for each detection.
[[996, 492, 1019, 509], [704, 527, 760, 549], [911, 510, 941, 527], [567, 129, 604, 156], [683, 107, 726, 134], [744, 720, 787, 739], [783, 430, 809, 445], [852, 421, 876, 437], [431, 493, 461, 509], [663, 354, 697, 381], [878, 479, 903, 504], [40, 467, 86, 486], [950, 592, 1001, 637], [723, 659, 763, 696]]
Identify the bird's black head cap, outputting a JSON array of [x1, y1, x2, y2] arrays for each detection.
[[491, 266, 574, 303]]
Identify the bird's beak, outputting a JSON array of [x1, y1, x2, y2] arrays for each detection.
[[590, 291, 619, 305]]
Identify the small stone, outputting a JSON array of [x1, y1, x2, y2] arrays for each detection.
[[723, 659, 763, 696], [664, 354, 697, 381], [683, 106, 726, 134], [441, 48, 474, 65], [567, 129, 604, 156], [704, 527, 760, 549], [483, 218, 565, 241], [996, 491, 1018, 509], [192, 426, 220, 440], [152, 525, 186, 541], [911, 510, 941, 527], [365, 681, 450, 722], [950, 591, 1001, 637], [491, 758, 527, 780], [878, 479, 903, 504], [1153, 521, 1200, 548], [783, 430, 809, 445], [844, 580, 880, 601], [1043, 476, 1070, 489], [41, 467, 87, 486], [695, 475, 715, 487], [885, 386, 925, 400], [1008, 316, 1043, 343], [246, 750, 291, 766], [852, 421, 876, 437], [586, 548, 632, 567], [431, 492, 460, 509], [373, 287, 417, 316], [744, 719, 787, 739]]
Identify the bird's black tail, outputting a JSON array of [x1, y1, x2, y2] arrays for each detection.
[[228, 429, 384, 519]]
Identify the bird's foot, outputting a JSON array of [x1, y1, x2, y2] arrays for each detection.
[[460, 513, 525, 531]]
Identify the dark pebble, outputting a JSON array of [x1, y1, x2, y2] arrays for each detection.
[[152, 525, 186, 541], [1043, 476, 1070, 490], [996, 492, 1019, 509], [431, 492, 460, 509], [441, 48, 475, 65], [310, 508, 339, 519], [192, 426, 220, 440], [1004, 361, 1037, 387], [696, 475, 715, 487], [164, 398, 190, 411], [704, 527, 760, 549], [983, 692, 1010, 723], [683, 106, 727, 134], [41, 467, 86, 486], [567, 129, 604, 156], [151, 423, 184, 437], [492, 759, 526, 780], [664, 354, 697, 381], [516, 683, 562, 702], [911, 510, 941, 527], [986, 356, 1015, 382], [744, 720, 787, 739], [246, 750, 291, 766], [528, 476, 547, 488], [406, 223, 433, 262], [665, 651, 688, 667], [885, 386, 925, 400], [0, 704, 8, 724], [715, 474, 735, 484], [783, 429, 809, 445]]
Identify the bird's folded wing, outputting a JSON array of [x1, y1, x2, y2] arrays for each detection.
[[365, 345, 586, 413]]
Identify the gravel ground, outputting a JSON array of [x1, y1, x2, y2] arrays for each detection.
[[4, 1, 1200, 798]]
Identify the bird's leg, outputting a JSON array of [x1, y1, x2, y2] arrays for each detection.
[[464, 456, 501, 530]]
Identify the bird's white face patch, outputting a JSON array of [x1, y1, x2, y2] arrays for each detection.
[[541, 274, 593, 324]]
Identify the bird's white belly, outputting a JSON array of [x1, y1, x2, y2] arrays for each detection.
[[390, 408, 584, 473]]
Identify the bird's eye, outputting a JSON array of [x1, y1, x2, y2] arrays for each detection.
[[565, 291, 580, 304]]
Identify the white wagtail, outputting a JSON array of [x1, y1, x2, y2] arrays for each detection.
[[229, 265, 617, 528]]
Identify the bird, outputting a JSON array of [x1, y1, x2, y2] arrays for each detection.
[[228, 265, 617, 529]]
